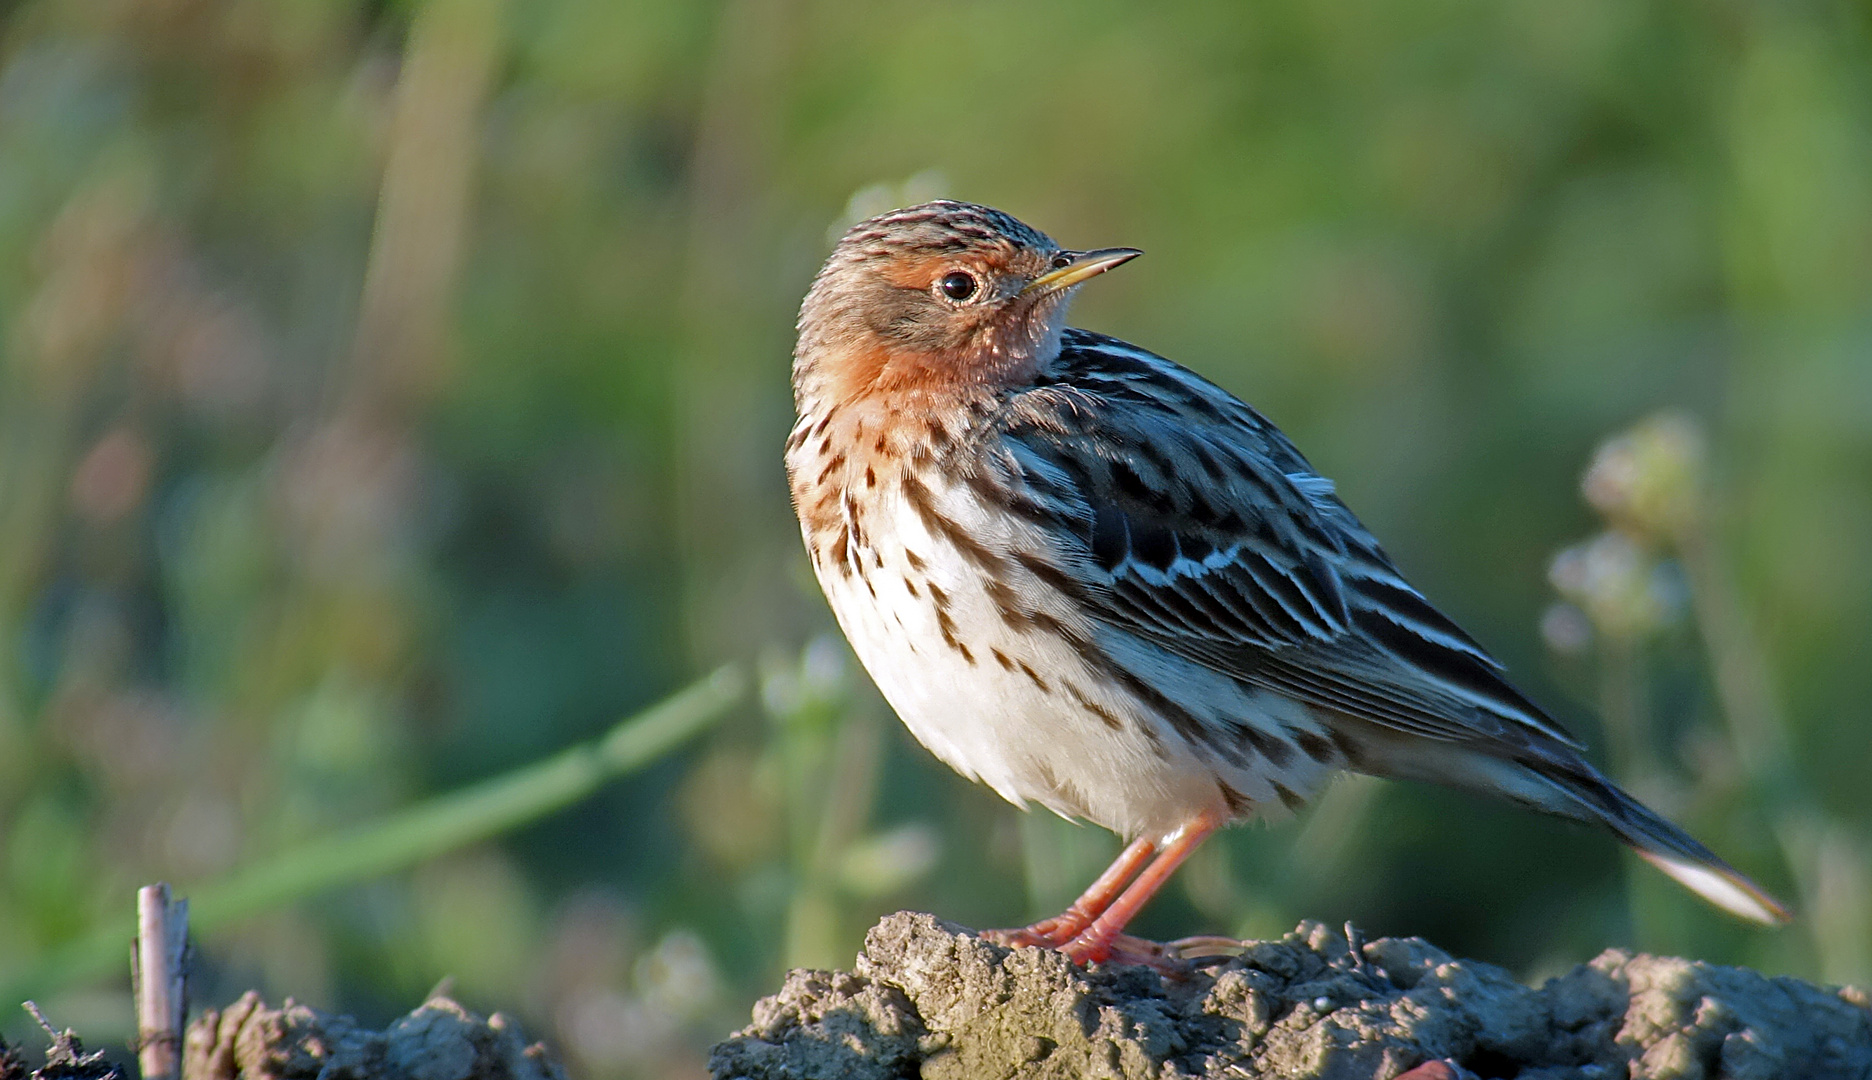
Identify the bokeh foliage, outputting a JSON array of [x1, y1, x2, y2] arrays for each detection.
[[2, 0, 1869, 1074]]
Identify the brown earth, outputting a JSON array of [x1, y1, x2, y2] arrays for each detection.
[[710, 912, 1872, 1080], [182, 993, 565, 1080]]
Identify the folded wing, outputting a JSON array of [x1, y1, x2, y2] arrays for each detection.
[[1001, 330, 1580, 754]]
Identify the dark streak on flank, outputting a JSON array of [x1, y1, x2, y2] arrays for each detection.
[[1217, 780, 1252, 816], [828, 529, 850, 575], [1014, 551, 1079, 598], [1065, 682, 1124, 732], [1102, 660, 1208, 750], [901, 472, 1010, 574], [964, 468, 1054, 528], [923, 582, 974, 663], [936, 610, 971, 661], [1271, 781, 1307, 814], [985, 578, 1032, 632], [1028, 611, 1082, 656]]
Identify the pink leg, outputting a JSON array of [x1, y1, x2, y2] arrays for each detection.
[[1058, 811, 1223, 966], [982, 834, 1158, 948]]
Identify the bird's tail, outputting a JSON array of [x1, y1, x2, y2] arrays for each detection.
[[1357, 728, 1791, 925], [1530, 759, 1792, 925]]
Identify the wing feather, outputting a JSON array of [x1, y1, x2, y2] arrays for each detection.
[[1000, 330, 1584, 751]]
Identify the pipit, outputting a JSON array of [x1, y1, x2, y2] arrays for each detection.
[[785, 201, 1788, 966]]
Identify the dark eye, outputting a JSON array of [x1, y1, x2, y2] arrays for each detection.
[[1050, 253, 1073, 270], [938, 271, 978, 301]]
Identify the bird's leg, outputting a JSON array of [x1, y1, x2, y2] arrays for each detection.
[[1057, 810, 1223, 967], [980, 834, 1158, 949]]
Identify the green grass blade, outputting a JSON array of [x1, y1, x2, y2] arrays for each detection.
[[3, 665, 744, 1003]]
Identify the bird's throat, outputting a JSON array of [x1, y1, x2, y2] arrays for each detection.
[[800, 333, 1052, 412]]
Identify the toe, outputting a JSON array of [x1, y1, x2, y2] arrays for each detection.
[[981, 919, 1068, 950], [980, 912, 1092, 950], [1058, 931, 1191, 974]]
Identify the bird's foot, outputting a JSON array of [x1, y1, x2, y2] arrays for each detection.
[[984, 918, 1260, 974], [1060, 930, 1175, 969], [982, 925, 1198, 975], [979, 912, 1090, 950]]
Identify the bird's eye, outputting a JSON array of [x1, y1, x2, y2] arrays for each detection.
[[938, 271, 978, 301], [1050, 253, 1073, 270]]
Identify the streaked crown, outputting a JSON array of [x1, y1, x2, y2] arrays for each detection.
[[832, 201, 1060, 265]]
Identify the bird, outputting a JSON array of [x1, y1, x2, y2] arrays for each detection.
[[783, 200, 1790, 967]]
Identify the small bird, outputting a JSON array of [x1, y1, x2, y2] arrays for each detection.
[[785, 200, 1789, 966]]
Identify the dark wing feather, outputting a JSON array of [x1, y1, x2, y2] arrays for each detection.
[[996, 330, 1581, 751]]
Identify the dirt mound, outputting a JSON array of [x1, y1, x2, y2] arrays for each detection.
[[184, 993, 565, 1080], [711, 912, 1872, 1080]]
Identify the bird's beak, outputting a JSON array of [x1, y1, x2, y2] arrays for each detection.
[[1021, 247, 1143, 297]]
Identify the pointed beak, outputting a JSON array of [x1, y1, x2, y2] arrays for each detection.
[[1020, 247, 1143, 297]]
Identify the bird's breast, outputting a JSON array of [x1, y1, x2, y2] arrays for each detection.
[[786, 412, 1339, 838]]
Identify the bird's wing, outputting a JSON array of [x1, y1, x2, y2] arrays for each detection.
[[990, 330, 1581, 750]]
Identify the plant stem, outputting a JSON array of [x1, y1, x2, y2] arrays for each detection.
[[2, 665, 744, 1003]]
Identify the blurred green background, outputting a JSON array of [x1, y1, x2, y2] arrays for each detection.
[[2, 0, 1870, 1074]]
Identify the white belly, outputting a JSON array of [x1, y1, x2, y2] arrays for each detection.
[[807, 479, 1337, 841]]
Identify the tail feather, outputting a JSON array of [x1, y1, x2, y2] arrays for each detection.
[[1532, 760, 1791, 925], [1632, 848, 1791, 925], [1347, 724, 1792, 925]]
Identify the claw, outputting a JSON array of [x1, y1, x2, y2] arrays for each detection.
[[1163, 934, 1249, 960]]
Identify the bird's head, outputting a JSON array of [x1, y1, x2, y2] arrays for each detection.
[[794, 201, 1140, 404]]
